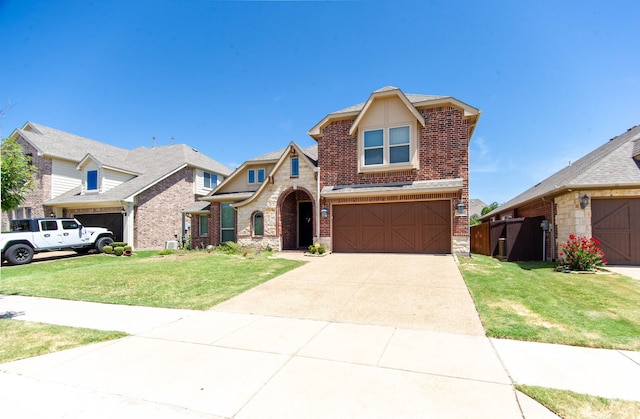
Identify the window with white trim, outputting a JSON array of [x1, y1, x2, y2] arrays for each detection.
[[87, 170, 98, 191], [199, 215, 209, 237], [363, 125, 412, 167], [203, 172, 217, 189], [253, 212, 264, 236]]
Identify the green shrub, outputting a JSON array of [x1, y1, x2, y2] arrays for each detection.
[[123, 245, 132, 251], [158, 249, 175, 255], [113, 247, 124, 256], [308, 244, 317, 254], [219, 241, 240, 254], [317, 246, 326, 255], [103, 245, 113, 254], [111, 242, 127, 248]]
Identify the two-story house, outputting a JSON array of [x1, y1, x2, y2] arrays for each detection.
[[2, 122, 232, 249], [188, 86, 480, 255]]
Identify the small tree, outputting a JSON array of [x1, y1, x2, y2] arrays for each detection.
[[1, 137, 38, 213]]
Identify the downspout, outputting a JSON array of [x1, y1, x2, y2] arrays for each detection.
[[315, 166, 321, 244]]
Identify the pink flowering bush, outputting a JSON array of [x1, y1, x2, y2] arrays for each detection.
[[559, 234, 607, 271]]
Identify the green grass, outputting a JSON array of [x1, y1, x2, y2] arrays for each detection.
[[458, 254, 640, 350], [517, 385, 640, 419], [0, 319, 126, 363], [1, 250, 305, 310]]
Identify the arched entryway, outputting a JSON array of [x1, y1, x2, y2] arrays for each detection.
[[278, 188, 315, 250]]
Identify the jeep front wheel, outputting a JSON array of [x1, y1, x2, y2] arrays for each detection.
[[95, 237, 114, 253], [5, 244, 34, 265]]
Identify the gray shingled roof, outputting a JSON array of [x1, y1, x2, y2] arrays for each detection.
[[483, 125, 640, 219], [331, 86, 446, 115], [248, 144, 317, 164], [17, 122, 233, 205]]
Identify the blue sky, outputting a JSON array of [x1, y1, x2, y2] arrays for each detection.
[[1, 0, 638, 205]]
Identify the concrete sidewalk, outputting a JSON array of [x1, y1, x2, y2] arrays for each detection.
[[2, 294, 639, 418]]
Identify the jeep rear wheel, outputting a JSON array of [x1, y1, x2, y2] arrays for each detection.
[[95, 237, 114, 253], [5, 244, 34, 265]]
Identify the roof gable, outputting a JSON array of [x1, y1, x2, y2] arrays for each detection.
[[308, 86, 480, 139], [348, 87, 425, 136], [484, 125, 640, 219]]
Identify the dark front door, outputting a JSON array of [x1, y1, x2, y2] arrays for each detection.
[[298, 201, 313, 248]]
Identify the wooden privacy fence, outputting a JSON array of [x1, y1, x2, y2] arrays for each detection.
[[471, 216, 545, 261]]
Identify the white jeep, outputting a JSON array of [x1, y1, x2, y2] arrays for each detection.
[[1, 218, 115, 265]]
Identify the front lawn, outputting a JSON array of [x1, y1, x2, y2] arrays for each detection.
[[458, 254, 640, 350], [517, 385, 640, 419], [0, 319, 126, 363], [0, 250, 305, 310]]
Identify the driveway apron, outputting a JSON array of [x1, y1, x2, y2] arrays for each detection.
[[214, 253, 486, 336]]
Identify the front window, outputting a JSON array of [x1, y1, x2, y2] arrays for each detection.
[[220, 203, 235, 242], [61, 220, 79, 230], [40, 220, 58, 231], [203, 172, 217, 189], [248, 168, 266, 184], [253, 212, 264, 236], [199, 215, 209, 237], [87, 170, 98, 191], [363, 125, 411, 167], [291, 157, 299, 177]]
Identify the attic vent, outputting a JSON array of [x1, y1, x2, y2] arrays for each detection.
[[192, 148, 199, 153]]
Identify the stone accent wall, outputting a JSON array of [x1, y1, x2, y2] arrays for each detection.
[[235, 152, 317, 251], [135, 168, 195, 249], [1, 136, 52, 230], [317, 106, 471, 254]]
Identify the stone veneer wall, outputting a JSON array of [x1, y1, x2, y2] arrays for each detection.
[[317, 106, 471, 254], [135, 168, 195, 249], [1, 136, 53, 230], [235, 154, 317, 251]]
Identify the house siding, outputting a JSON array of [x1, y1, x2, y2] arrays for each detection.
[[51, 159, 81, 197], [317, 106, 471, 253], [134, 168, 195, 249]]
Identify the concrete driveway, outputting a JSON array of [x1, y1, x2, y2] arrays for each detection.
[[214, 253, 485, 336], [1, 253, 547, 418]]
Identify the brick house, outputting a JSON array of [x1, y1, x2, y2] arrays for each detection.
[[2, 122, 232, 249], [482, 125, 640, 265], [188, 86, 481, 255]]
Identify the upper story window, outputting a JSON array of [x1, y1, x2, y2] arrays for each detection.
[[363, 125, 411, 167], [248, 168, 265, 184], [291, 157, 299, 177], [203, 171, 217, 189], [87, 170, 98, 191]]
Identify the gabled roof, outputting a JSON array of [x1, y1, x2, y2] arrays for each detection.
[[12, 122, 233, 206], [200, 142, 316, 206], [308, 86, 481, 139], [483, 125, 640, 219]]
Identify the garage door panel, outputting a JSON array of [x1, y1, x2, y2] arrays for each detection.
[[592, 199, 640, 265], [333, 201, 451, 254]]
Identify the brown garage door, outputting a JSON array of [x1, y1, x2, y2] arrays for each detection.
[[592, 198, 640, 265], [333, 201, 451, 253]]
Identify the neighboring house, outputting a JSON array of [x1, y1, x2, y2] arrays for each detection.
[[2, 122, 232, 249], [469, 198, 488, 218], [188, 86, 481, 255], [482, 125, 640, 265]]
